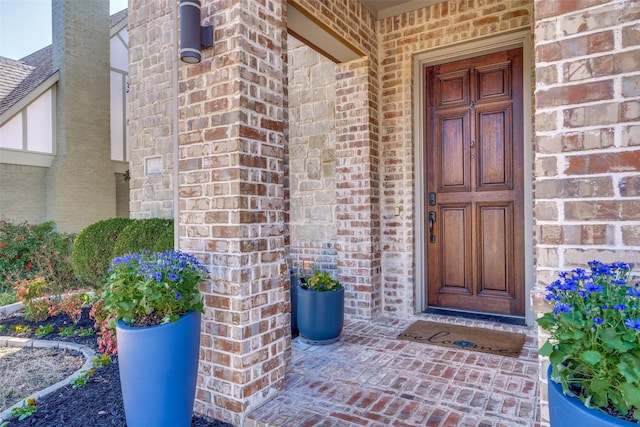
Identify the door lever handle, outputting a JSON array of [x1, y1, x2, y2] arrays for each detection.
[[428, 211, 436, 243]]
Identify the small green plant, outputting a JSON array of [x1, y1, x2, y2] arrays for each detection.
[[13, 324, 32, 334], [302, 270, 342, 292], [103, 250, 207, 327], [92, 353, 112, 367], [70, 369, 95, 388], [0, 324, 7, 334], [57, 325, 76, 337], [75, 327, 94, 337], [538, 260, 640, 422], [34, 323, 55, 337], [10, 397, 37, 420]]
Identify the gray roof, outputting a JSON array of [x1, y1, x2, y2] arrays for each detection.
[[0, 46, 54, 116], [0, 9, 128, 117]]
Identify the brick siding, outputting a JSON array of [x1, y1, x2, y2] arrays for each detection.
[[533, 1, 640, 423]]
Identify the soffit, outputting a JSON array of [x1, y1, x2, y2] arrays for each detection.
[[360, 0, 444, 19]]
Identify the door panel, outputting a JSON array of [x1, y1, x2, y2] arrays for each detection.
[[425, 48, 524, 317], [437, 112, 469, 190], [477, 107, 511, 189]]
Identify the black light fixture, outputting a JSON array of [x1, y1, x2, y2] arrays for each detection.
[[179, 0, 214, 64]]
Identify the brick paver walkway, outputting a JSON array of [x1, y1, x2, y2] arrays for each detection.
[[247, 314, 539, 427]]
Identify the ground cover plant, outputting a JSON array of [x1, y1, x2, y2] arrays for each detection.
[[0, 307, 231, 427]]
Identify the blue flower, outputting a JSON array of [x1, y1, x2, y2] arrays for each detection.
[[553, 303, 572, 314], [592, 317, 603, 325], [175, 291, 182, 300], [624, 318, 640, 331], [613, 304, 627, 311], [627, 287, 640, 297], [584, 282, 604, 294]]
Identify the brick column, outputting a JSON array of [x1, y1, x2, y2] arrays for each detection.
[[533, 1, 640, 424], [335, 58, 382, 319], [177, 0, 288, 424], [48, 0, 115, 232]]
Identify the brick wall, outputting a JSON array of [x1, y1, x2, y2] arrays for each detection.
[[47, 0, 115, 233], [533, 1, 640, 424], [0, 164, 47, 224], [178, 0, 288, 424], [377, 1, 534, 317]]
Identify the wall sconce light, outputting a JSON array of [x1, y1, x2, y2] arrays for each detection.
[[180, 0, 214, 64]]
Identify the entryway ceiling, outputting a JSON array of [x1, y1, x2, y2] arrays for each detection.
[[360, 0, 443, 19]]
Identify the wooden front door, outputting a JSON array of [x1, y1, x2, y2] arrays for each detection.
[[425, 48, 524, 317]]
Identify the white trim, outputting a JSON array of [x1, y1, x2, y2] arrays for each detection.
[[0, 148, 55, 167], [412, 30, 534, 325], [112, 160, 129, 174]]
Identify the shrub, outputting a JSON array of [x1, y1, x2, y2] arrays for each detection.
[[111, 218, 174, 257], [72, 218, 134, 290], [0, 220, 79, 299]]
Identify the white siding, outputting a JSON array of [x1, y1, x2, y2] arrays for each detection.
[[0, 113, 23, 150], [26, 91, 53, 153]]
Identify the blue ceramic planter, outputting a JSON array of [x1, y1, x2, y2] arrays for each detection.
[[116, 311, 201, 427], [297, 286, 344, 344], [548, 366, 637, 426]]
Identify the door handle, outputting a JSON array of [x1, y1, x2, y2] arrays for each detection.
[[428, 211, 436, 243]]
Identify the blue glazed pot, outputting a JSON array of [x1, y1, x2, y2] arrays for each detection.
[[116, 311, 201, 427], [548, 366, 637, 426], [297, 286, 344, 344]]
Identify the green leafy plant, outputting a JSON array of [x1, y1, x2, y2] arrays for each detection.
[[13, 324, 32, 335], [111, 218, 174, 258], [34, 323, 55, 337], [0, 220, 80, 299], [301, 270, 342, 292], [70, 369, 95, 388], [72, 217, 134, 290], [57, 325, 76, 337], [10, 397, 37, 420], [537, 260, 640, 422], [102, 250, 208, 327], [92, 353, 112, 367], [75, 327, 95, 337], [0, 324, 7, 334]]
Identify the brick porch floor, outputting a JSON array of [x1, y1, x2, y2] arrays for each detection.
[[246, 313, 540, 427]]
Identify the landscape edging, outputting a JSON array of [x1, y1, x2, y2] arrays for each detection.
[[0, 337, 96, 422]]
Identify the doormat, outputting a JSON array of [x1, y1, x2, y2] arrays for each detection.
[[398, 320, 525, 358]]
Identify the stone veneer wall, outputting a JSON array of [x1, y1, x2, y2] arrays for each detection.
[[287, 36, 338, 274], [532, 1, 640, 424], [127, 0, 176, 220]]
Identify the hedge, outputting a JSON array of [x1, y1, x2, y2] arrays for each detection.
[[72, 218, 134, 290]]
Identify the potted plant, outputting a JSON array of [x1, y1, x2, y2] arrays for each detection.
[[297, 270, 344, 344], [102, 249, 208, 427], [537, 260, 640, 426]]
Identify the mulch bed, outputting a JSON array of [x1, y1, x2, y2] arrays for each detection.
[[0, 308, 232, 427]]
